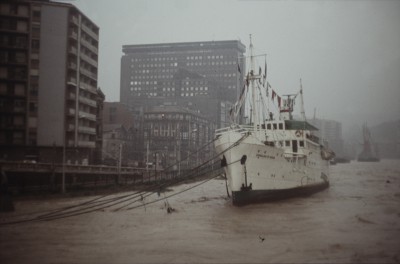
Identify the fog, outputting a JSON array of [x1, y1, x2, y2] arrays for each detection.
[[73, 0, 400, 132]]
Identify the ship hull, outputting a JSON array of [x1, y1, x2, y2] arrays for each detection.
[[232, 180, 329, 206], [215, 130, 330, 206]]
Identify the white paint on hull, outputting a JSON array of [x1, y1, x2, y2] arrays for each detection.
[[215, 130, 329, 195]]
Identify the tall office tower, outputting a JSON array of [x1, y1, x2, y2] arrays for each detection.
[[0, 1, 103, 164], [309, 118, 344, 156], [120, 40, 246, 128]]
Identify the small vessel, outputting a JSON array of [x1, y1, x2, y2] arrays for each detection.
[[214, 37, 334, 206], [333, 157, 351, 164], [357, 123, 380, 162]]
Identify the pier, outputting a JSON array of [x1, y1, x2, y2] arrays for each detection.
[[0, 160, 220, 194]]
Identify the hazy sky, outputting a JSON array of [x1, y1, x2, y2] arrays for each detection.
[[72, 0, 400, 130]]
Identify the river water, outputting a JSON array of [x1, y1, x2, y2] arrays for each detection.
[[1, 160, 399, 263]]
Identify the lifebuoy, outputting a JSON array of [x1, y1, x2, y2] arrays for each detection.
[[295, 130, 302, 137]]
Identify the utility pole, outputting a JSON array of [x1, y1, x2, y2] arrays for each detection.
[[118, 143, 122, 184], [146, 140, 149, 175], [178, 139, 181, 177], [154, 152, 157, 182], [62, 137, 66, 193]]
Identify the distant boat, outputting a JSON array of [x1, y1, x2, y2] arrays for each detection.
[[335, 157, 351, 163], [214, 36, 334, 206], [357, 123, 380, 162]]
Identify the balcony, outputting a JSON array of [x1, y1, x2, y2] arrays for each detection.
[[78, 111, 96, 121], [80, 52, 97, 68], [69, 46, 77, 56], [81, 38, 98, 54], [68, 108, 76, 115], [79, 82, 97, 94], [67, 77, 77, 86], [69, 30, 78, 40], [68, 93, 76, 100], [78, 140, 95, 148], [78, 126, 96, 135], [78, 96, 97, 107], [70, 16, 79, 25], [80, 67, 97, 80], [68, 62, 77, 70], [81, 23, 99, 41]]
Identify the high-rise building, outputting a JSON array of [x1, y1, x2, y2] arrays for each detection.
[[0, 1, 102, 164], [309, 118, 343, 156], [120, 40, 246, 128]]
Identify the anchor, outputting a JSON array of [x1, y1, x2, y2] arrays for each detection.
[[240, 155, 252, 191]]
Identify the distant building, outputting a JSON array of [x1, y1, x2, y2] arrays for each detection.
[[369, 119, 400, 159], [0, 1, 102, 164], [143, 105, 215, 171], [120, 40, 246, 128], [102, 124, 129, 166], [308, 118, 344, 156], [102, 102, 142, 166], [103, 102, 134, 128]]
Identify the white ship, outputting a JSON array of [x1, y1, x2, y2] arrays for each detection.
[[214, 37, 334, 206]]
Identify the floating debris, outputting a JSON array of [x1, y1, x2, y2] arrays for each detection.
[[356, 215, 376, 224]]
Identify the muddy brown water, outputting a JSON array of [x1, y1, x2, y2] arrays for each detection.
[[1, 160, 399, 263]]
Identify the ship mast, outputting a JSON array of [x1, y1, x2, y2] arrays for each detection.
[[300, 78, 306, 121], [249, 35, 257, 131]]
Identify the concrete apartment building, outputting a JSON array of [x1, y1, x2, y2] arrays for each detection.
[[0, 0, 103, 164], [120, 40, 246, 129]]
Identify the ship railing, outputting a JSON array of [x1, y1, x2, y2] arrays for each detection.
[[306, 134, 320, 144], [215, 124, 254, 136]]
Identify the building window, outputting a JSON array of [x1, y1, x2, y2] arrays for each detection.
[[29, 102, 38, 113], [31, 39, 40, 51], [13, 131, 24, 144], [32, 26, 40, 38]]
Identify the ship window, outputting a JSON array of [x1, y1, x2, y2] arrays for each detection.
[[267, 124, 271, 130], [279, 123, 283, 130], [273, 124, 277, 130], [299, 140, 304, 147], [264, 141, 274, 147], [285, 140, 290, 147]]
